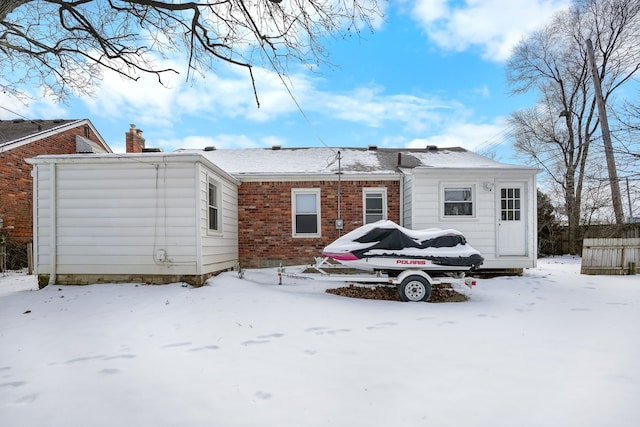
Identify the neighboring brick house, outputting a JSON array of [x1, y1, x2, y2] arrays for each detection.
[[0, 119, 113, 253]]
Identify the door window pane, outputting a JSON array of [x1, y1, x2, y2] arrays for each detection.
[[501, 187, 521, 222]]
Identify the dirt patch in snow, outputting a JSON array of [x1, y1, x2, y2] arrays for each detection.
[[326, 283, 468, 303]]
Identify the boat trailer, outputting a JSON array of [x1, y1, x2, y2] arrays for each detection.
[[277, 257, 476, 302]]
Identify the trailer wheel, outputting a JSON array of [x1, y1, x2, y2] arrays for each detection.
[[398, 276, 431, 302]]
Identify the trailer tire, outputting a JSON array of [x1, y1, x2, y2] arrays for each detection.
[[398, 276, 431, 302]]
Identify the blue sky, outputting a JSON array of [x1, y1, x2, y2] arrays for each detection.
[[1, 0, 571, 162]]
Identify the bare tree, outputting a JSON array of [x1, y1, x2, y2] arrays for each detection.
[[506, 0, 640, 253], [0, 0, 381, 102]]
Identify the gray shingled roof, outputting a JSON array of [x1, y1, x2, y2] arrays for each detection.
[[178, 146, 537, 176], [0, 119, 79, 146]]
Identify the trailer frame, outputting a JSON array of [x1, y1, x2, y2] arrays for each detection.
[[277, 257, 476, 302]]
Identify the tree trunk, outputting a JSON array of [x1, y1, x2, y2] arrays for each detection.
[[565, 166, 581, 254], [0, 0, 29, 21]]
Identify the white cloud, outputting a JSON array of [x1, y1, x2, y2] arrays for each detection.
[[411, 0, 570, 61], [318, 87, 467, 133], [0, 90, 68, 121], [406, 119, 508, 152], [82, 59, 471, 142]]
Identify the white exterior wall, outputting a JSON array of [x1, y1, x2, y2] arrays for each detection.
[[401, 172, 414, 228], [197, 164, 238, 273], [404, 168, 538, 269], [30, 154, 238, 282]]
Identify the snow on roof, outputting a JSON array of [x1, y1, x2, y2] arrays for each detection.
[[177, 146, 534, 176]]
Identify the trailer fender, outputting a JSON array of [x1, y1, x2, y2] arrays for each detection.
[[394, 270, 434, 285]]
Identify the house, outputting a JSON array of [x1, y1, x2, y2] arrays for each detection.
[[188, 146, 539, 271], [27, 143, 539, 286], [0, 119, 112, 259]]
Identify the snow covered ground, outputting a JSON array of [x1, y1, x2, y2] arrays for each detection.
[[0, 256, 638, 427]]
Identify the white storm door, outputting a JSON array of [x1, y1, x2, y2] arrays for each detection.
[[497, 184, 527, 256]]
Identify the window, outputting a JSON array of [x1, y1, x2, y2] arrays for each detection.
[[208, 180, 220, 231], [292, 189, 321, 237], [501, 187, 521, 221], [363, 188, 387, 224], [443, 186, 474, 217]]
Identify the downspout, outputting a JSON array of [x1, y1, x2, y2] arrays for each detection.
[[397, 153, 405, 227], [48, 162, 57, 286], [337, 150, 342, 236], [399, 173, 405, 227], [194, 162, 203, 276], [31, 165, 38, 276]]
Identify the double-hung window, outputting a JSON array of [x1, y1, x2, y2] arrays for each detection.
[[292, 189, 321, 237], [443, 186, 474, 217], [363, 188, 387, 224], [208, 180, 220, 231]]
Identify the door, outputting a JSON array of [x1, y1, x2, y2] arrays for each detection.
[[497, 184, 527, 256]]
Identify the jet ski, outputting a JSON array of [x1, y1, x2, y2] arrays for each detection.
[[322, 220, 484, 272]]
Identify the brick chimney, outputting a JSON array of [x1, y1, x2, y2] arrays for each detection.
[[126, 124, 146, 153]]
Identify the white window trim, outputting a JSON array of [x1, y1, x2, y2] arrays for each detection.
[[362, 187, 388, 224], [207, 177, 222, 234], [292, 188, 321, 238], [441, 184, 476, 219]]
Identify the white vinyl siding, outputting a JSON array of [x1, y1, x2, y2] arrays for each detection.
[[198, 166, 238, 273], [31, 155, 238, 279], [403, 168, 537, 270], [402, 174, 414, 228], [292, 188, 321, 237], [47, 162, 196, 274]]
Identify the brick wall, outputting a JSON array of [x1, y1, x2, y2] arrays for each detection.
[[238, 180, 400, 268], [0, 125, 103, 243]]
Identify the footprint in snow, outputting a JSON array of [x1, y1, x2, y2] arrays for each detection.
[[321, 329, 351, 335], [103, 354, 136, 360], [304, 326, 329, 333], [161, 341, 192, 349], [189, 345, 220, 352], [12, 393, 39, 406], [241, 333, 285, 346], [257, 333, 285, 339], [437, 320, 457, 326], [0, 381, 27, 388], [254, 390, 272, 401], [366, 322, 397, 330]]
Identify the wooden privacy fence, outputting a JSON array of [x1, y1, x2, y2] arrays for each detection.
[[581, 238, 639, 275]]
